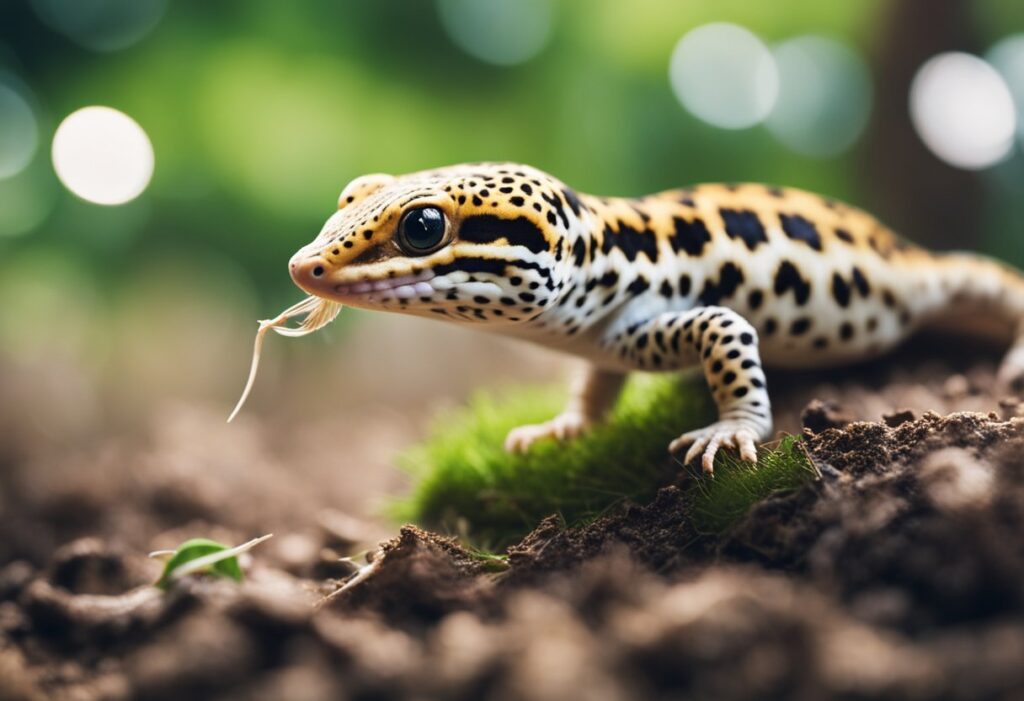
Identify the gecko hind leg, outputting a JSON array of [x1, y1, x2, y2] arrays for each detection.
[[504, 365, 626, 453], [996, 321, 1024, 394], [614, 306, 773, 474]]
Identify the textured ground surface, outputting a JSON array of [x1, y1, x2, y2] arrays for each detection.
[[3, 335, 1024, 700]]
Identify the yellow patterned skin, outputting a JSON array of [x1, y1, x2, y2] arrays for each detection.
[[287, 163, 1024, 472]]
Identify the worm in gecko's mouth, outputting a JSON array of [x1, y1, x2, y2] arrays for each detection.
[[228, 295, 343, 423]]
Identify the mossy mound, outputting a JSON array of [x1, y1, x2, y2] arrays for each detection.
[[396, 375, 816, 549]]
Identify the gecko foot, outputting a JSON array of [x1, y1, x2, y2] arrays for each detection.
[[997, 345, 1024, 395], [504, 411, 590, 453], [669, 419, 760, 475]]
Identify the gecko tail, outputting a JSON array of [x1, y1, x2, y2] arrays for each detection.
[[931, 252, 1024, 391]]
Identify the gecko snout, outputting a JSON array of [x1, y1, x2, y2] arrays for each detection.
[[289, 251, 329, 291]]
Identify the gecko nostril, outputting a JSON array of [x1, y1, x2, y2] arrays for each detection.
[[312, 266, 324, 277]]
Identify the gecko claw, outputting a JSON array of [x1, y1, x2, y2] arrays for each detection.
[[670, 420, 762, 475]]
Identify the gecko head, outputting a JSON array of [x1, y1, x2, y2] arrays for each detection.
[[288, 163, 584, 324]]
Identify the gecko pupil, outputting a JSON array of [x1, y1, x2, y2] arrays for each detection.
[[399, 206, 446, 254]]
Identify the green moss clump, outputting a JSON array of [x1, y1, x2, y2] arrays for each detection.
[[688, 434, 817, 534], [394, 375, 816, 549]]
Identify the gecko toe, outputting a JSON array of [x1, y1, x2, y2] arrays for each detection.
[[683, 437, 708, 466], [738, 434, 758, 463]]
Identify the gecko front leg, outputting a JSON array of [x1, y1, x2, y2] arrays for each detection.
[[616, 306, 773, 474], [505, 365, 626, 453]]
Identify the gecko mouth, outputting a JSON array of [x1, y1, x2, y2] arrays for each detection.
[[330, 271, 437, 301]]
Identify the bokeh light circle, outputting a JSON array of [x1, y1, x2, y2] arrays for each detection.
[[30, 0, 167, 53], [52, 106, 154, 205], [0, 82, 38, 179], [669, 23, 778, 130], [766, 36, 872, 157], [909, 52, 1017, 170], [437, 0, 553, 66], [987, 34, 1024, 144]]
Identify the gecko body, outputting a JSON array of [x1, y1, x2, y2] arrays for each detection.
[[287, 163, 1024, 471]]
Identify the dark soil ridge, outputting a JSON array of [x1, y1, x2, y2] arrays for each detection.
[[4, 409, 1024, 699]]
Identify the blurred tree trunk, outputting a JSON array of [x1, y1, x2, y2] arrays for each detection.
[[860, 0, 982, 250]]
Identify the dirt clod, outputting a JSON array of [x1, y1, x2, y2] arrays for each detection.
[[801, 398, 853, 434]]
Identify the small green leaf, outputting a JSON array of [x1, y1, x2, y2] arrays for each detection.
[[154, 535, 272, 590]]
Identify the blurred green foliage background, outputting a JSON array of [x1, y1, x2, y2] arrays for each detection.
[[2, 0, 1024, 429]]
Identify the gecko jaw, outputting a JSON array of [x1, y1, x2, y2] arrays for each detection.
[[329, 270, 437, 302]]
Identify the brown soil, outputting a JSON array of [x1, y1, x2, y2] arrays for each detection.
[[4, 336, 1024, 700]]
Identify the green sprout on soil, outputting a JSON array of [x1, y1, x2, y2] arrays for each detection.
[[152, 534, 273, 590], [395, 376, 816, 550]]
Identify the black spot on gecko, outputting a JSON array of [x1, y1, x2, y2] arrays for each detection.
[[571, 237, 587, 266], [679, 274, 692, 296], [774, 261, 811, 305], [562, 188, 583, 217], [790, 317, 811, 335], [669, 217, 712, 256], [851, 267, 871, 296], [599, 271, 619, 287], [460, 215, 549, 254], [602, 223, 659, 262], [720, 208, 768, 251], [780, 214, 822, 251], [432, 257, 507, 277], [627, 276, 650, 295], [698, 262, 744, 306], [541, 191, 569, 228], [835, 228, 855, 244], [747, 289, 763, 310], [831, 272, 851, 307], [659, 280, 674, 298]]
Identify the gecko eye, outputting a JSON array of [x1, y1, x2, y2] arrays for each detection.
[[398, 206, 447, 254]]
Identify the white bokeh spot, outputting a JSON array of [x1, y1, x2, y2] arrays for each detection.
[[437, 0, 552, 66], [669, 23, 778, 130], [909, 52, 1017, 170], [52, 106, 154, 206], [987, 34, 1024, 145], [30, 0, 167, 53], [766, 36, 872, 157], [0, 82, 38, 180]]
